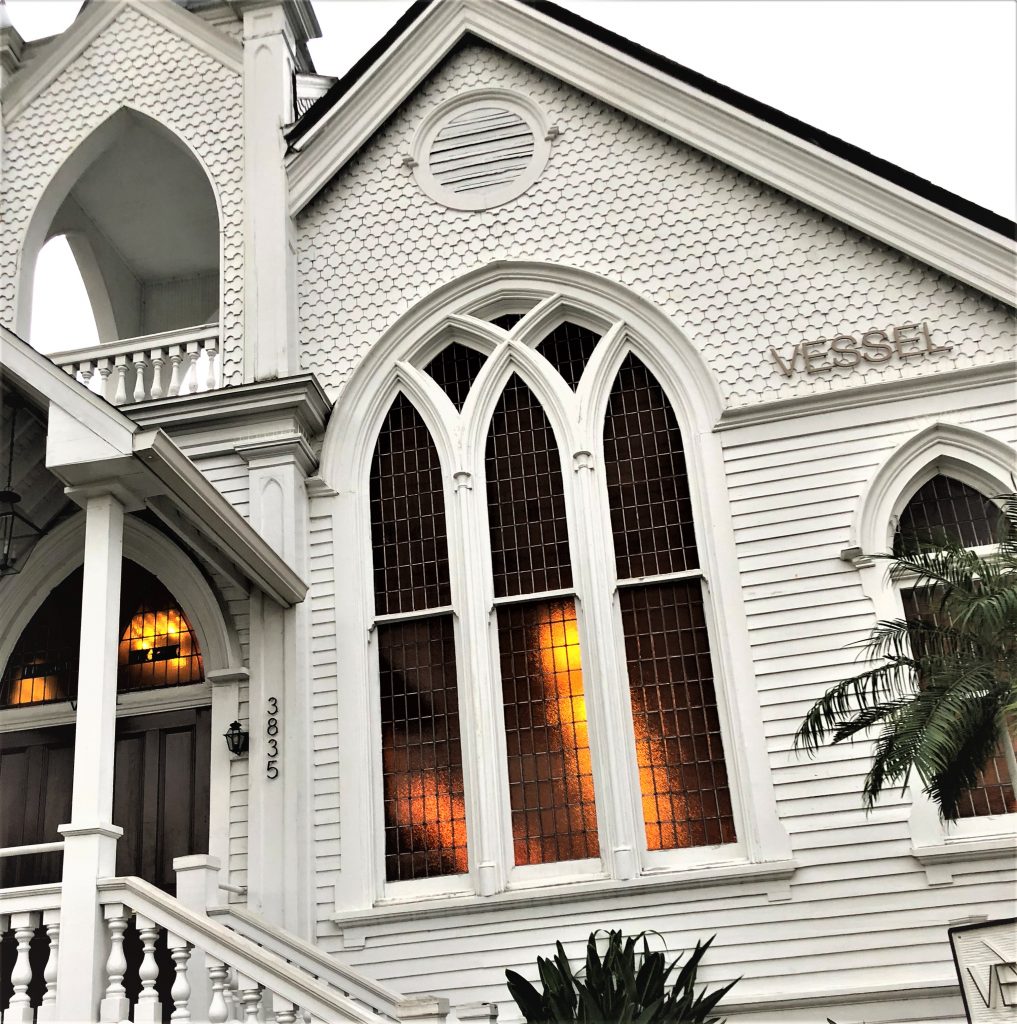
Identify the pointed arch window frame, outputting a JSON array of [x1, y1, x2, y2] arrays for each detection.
[[847, 423, 1017, 881], [326, 272, 791, 912]]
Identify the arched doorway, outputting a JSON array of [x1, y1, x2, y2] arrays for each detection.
[[0, 559, 212, 893]]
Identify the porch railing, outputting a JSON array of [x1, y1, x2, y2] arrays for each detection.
[[51, 323, 221, 406], [0, 882, 62, 1024]]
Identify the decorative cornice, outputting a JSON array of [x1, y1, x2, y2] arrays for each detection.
[[2, 0, 243, 125], [714, 361, 1017, 433], [124, 374, 332, 440], [235, 433, 318, 476], [286, 0, 1016, 305]]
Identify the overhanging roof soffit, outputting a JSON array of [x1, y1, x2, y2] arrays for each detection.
[[285, 0, 1016, 307], [2, 0, 242, 125]]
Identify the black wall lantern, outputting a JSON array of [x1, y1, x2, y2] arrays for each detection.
[[224, 720, 249, 756], [1, 396, 44, 577]]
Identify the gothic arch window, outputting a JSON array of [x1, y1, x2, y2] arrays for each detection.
[[1, 560, 204, 708], [347, 293, 767, 902], [893, 474, 1014, 819]]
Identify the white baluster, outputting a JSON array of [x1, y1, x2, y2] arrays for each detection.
[[186, 342, 201, 394], [237, 973, 263, 1023], [7, 911, 40, 1024], [168, 931, 191, 1021], [132, 351, 148, 403], [204, 337, 219, 392], [100, 903, 131, 1023], [134, 914, 163, 1024], [167, 344, 184, 397], [150, 347, 166, 400], [273, 996, 298, 1023], [37, 908, 60, 1023], [114, 356, 129, 405], [207, 957, 230, 1024], [96, 357, 113, 403], [79, 359, 94, 393]]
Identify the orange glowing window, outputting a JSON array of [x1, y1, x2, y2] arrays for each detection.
[[499, 599, 599, 865], [604, 355, 735, 851], [0, 560, 204, 708], [371, 396, 467, 882]]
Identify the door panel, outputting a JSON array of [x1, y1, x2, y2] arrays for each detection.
[[0, 708, 209, 892]]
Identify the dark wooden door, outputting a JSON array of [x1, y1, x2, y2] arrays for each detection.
[[0, 707, 210, 892]]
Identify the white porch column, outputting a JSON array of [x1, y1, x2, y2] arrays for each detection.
[[242, 2, 299, 381], [239, 436, 314, 938], [56, 491, 125, 1024]]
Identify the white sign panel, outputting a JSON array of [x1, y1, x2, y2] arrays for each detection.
[[950, 919, 1017, 1023]]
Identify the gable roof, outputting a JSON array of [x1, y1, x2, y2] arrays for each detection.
[[285, 0, 1016, 306]]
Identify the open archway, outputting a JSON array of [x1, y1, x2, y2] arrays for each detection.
[[19, 107, 221, 345]]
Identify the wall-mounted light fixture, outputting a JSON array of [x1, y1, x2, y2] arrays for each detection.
[[224, 720, 249, 757], [0, 396, 44, 577]]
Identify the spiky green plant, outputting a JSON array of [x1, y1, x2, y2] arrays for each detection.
[[794, 494, 1017, 821], [505, 930, 737, 1024]]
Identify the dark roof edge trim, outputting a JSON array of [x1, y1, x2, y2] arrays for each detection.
[[526, 0, 1014, 240], [288, 0, 1014, 240], [286, 0, 432, 147]]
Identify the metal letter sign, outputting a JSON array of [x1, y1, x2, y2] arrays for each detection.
[[266, 696, 280, 780], [950, 918, 1017, 1022]]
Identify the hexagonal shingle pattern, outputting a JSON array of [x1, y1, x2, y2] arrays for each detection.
[[296, 43, 1014, 407], [0, 6, 245, 382]]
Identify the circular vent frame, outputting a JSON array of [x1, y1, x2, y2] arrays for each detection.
[[410, 90, 553, 211]]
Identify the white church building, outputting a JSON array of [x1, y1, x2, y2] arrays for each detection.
[[0, 1, 1014, 1021]]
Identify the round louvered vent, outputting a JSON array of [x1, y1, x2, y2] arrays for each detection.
[[411, 91, 553, 211]]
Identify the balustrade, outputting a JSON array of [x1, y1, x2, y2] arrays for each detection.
[[0, 889, 62, 1022], [52, 324, 222, 406]]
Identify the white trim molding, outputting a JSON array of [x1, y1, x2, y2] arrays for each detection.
[[285, 0, 1017, 306], [321, 262, 791, 914]]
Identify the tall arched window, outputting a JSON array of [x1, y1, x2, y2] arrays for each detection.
[[894, 474, 1015, 819], [1, 560, 204, 707], [338, 284, 783, 906]]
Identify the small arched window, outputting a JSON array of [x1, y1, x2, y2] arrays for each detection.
[[1, 560, 204, 707], [894, 474, 1014, 818]]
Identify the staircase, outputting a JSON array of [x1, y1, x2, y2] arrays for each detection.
[[0, 870, 464, 1023]]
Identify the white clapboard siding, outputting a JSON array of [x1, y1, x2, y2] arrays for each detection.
[[309, 500, 341, 927], [228, 685, 250, 897], [190, 452, 251, 519], [309, 385, 1015, 1020]]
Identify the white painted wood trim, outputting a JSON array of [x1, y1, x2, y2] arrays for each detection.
[[285, 0, 1017, 305]]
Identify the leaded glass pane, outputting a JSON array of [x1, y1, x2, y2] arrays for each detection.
[[620, 581, 735, 850], [604, 354, 698, 579], [370, 395, 451, 614], [498, 599, 599, 865], [535, 321, 601, 391], [485, 375, 572, 598], [894, 475, 999, 554], [422, 342, 487, 412], [378, 614, 468, 880]]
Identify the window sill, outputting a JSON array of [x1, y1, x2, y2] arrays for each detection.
[[332, 858, 797, 949], [911, 831, 1017, 885]]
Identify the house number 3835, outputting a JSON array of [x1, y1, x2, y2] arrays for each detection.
[[266, 697, 280, 780]]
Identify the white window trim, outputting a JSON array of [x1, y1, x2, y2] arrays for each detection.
[[847, 423, 1017, 884], [323, 264, 791, 914]]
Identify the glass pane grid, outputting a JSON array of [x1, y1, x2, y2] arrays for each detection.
[[604, 354, 698, 579], [371, 395, 452, 615], [901, 588, 1016, 817], [535, 321, 601, 391], [498, 599, 599, 865], [895, 475, 1000, 553], [117, 599, 203, 692], [485, 375, 572, 598], [422, 342, 488, 412], [620, 581, 735, 850], [379, 615, 468, 881]]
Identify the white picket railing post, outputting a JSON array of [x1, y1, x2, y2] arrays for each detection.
[[134, 912, 163, 1024], [174, 854, 221, 1018], [237, 973, 263, 1023], [6, 911, 40, 1024], [207, 956, 231, 1023], [99, 902, 131, 1023], [168, 930, 193, 1021], [37, 907, 61, 1023]]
